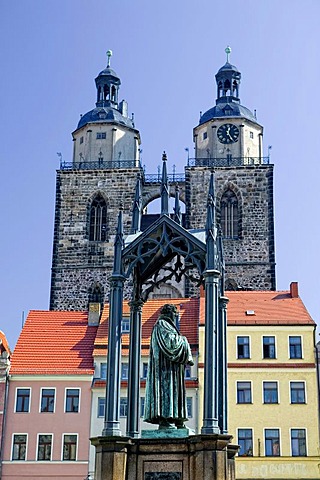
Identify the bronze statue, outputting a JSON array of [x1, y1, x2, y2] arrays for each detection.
[[144, 304, 194, 429]]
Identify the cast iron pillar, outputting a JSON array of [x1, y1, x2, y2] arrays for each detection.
[[103, 210, 125, 436], [202, 173, 220, 434], [127, 295, 144, 437], [218, 295, 228, 433]]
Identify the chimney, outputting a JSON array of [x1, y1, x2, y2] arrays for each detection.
[[88, 303, 101, 325], [290, 282, 299, 298]]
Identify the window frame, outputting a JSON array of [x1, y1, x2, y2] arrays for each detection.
[[140, 397, 145, 418], [62, 433, 78, 461], [39, 387, 56, 413], [262, 336, 276, 359], [100, 362, 107, 379], [288, 336, 303, 359], [290, 381, 306, 404], [89, 194, 108, 242], [11, 433, 28, 461], [263, 381, 279, 404], [96, 132, 106, 139], [290, 428, 307, 457], [142, 362, 148, 379], [120, 397, 128, 417], [37, 433, 53, 461], [15, 387, 31, 413], [97, 397, 105, 418], [121, 363, 129, 380], [185, 364, 192, 379], [264, 428, 280, 457], [236, 381, 252, 404], [237, 428, 253, 457], [64, 388, 80, 413], [187, 397, 193, 418], [121, 317, 130, 333], [237, 335, 250, 359]]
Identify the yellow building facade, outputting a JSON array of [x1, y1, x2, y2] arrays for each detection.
[[199, 284, 320, 479]]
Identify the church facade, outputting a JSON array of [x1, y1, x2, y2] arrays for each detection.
[[50, 51, 275, 311]]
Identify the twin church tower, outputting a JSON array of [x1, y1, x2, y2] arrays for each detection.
[[50, 49, 275, 310]]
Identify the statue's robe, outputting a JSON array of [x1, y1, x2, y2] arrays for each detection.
[[144, 314, 193, 424]]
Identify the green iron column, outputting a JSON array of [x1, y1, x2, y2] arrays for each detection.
[[126, 297, 144, 437]]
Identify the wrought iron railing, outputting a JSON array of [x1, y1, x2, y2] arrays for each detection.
[[60, 160, 141, 170], [143, 173, 185, 183], [187, 156, 270, 167]]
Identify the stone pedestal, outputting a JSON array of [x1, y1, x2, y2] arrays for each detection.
[[91, 434, 238, 480]]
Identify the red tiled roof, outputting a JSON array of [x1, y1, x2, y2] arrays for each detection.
[[10, 311, 97, 375], [0, 330, 11, 355], [93, 298, 199, 356], [199, 290, 314, 326]]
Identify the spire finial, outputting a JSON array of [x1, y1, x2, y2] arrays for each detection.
[[225, 46, 231, 62], [106, 49, 113, 67]]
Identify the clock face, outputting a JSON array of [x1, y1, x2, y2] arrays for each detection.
[[217, 123, 240, 144]]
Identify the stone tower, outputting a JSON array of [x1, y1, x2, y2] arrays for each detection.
[[186, 47, 276, 291], [50, 50, 276, 311], [50, 52, 142, 310]]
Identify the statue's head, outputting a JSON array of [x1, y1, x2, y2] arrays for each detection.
[[160, 304, 178, 320]]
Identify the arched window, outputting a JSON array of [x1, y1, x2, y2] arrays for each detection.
[[220, 189, 239, 239], [88, 283, 104, 304], [89, 194, 107, 241]]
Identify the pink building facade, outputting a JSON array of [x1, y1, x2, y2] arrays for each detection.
[[1, 311, 96, 480]]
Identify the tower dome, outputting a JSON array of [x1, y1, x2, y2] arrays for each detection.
[[76, 50, 135, 131], [199, 47, 257, 125]]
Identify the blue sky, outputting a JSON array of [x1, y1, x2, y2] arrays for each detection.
[[1, 0, 320, 348]]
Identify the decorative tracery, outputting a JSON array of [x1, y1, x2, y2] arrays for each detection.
[[89, 194, 107, 241], [220, 189, 239, 239]]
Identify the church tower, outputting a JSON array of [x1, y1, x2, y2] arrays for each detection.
[[186, 47, 276, 291], [50, 52, 141, 310]]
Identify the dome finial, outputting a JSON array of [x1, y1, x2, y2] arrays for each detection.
[[225, 46, 231, 63], [106, 49, 113, 67]]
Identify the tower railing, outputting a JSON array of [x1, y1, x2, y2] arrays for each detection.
[[187, 156, 270, 167], [60, 159, 141, 170]]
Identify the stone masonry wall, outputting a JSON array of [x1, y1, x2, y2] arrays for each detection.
[[185, 165, 275, 291]]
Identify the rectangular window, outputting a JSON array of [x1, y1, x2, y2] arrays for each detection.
[[185, 365, 192, 379], [96, 132, 106, 139], [187, 397, 193, 418], [121, 317, 130, 333], [63, 434, 77, 461], [120, 397, 128, 417], [140, 397, 145, 417], [98, 397, 105, 418], [237, 382, 252, 404], [289, 336, 302, 359], [40, 388, 55, 413], [291, 429, 306, 456], [290, 382, 306, 404], [250, 131, 254, 139], [100, 363, 107, 379], [15, 388, 30, 413], [142, 362, 148, 379], [80, 136, 84, 144], [265, 429, 280, 456], [121, 363, 129, 380], [37, 434, 52, 461], [263, 382, 278, 403], [263, 336, 276, 359], [203, 131, 208, 140], [238, 429, 253, 456], [237, 336, 250, 359], [65, 389, 80, 413], [12, 434, 27, 461]]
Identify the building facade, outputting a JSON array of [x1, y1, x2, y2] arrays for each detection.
[[0, 331, 10, 478], [50, 53, 275, 311], [3, 286, 319, 479], [1, 311, 97, 480]]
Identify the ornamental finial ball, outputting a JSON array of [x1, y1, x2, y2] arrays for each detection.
[[225, 46, 231, 55], [106, 50, 113, 67]]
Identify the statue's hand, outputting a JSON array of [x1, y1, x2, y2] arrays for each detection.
[[187, 359, 194, 366]]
